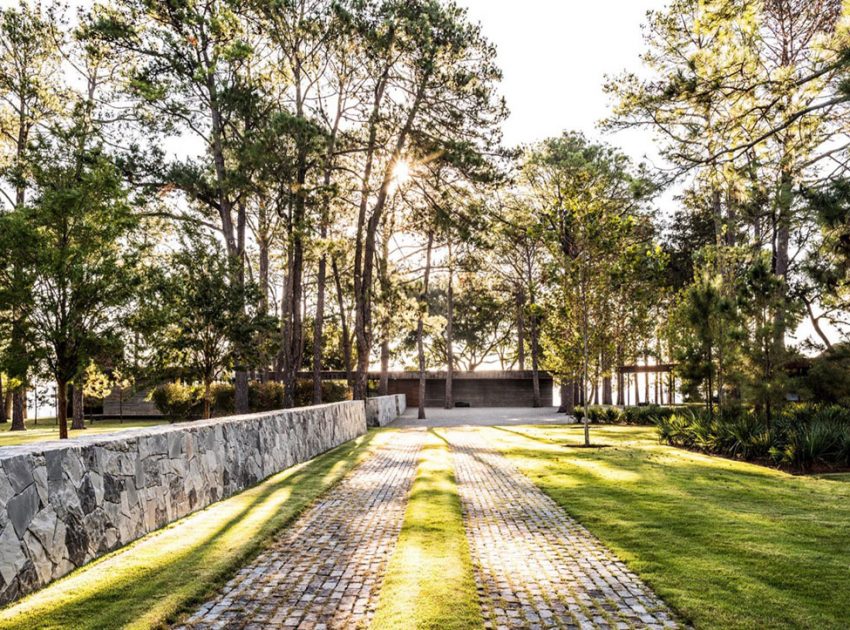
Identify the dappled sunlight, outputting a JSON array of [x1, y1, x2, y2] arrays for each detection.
[[553, 455, 643, 484], [488, 425, 850, 630], [0, 432, 378, 630], [488, 426, 642, 483], [0, 419, 167, 448], [372, 430, 481, 630]]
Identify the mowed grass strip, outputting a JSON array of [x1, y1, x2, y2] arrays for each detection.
[[0, 430, 383, 630], [0, 418, 168, 448], [488, 424, 850, 630], [372, 429, 483, 630]]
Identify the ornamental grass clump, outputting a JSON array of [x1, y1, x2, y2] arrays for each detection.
[[656, 403, 850, 472]]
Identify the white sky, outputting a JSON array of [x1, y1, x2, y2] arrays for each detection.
[[456, 0, 670, 157]]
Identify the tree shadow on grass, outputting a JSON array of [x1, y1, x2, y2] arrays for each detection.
[[493, 425, 612, 449], [0, 431, 378, 630], [485, 425, 850, 630]]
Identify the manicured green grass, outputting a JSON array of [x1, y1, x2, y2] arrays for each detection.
[[0, 418, 167, 447], [0, 430, 383, 630], [485, 424, 850, 630], [372, 430, 483, 630]]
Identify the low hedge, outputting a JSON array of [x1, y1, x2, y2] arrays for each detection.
[[150, 380, 350, 420], [574, 404, 678, 425]]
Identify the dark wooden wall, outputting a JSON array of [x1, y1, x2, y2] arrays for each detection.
[[388, 376, 553, 408]]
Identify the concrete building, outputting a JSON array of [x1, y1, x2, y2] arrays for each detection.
[[381, 371, 553, 408]]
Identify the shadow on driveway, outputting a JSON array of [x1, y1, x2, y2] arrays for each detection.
[[392, 407, 576, 428]]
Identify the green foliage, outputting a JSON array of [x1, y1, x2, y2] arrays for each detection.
[[668, 268, 739, 412], [621, 404, 677, 425], [804, 344, 850, 406], [526, 133, 663, 441], [657, 404, 850, 472], [427, 273, 514, 371], [82, 361, 113, 400], [6, 123, 142, 390], [138, 233, 270, 399], [150, 383, 204, 421], [150, 380, 350, 420], [574, 405, 678, 425]]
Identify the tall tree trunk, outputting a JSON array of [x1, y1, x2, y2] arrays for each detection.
[[602, 375, 612, 406], [258, 229, 270, 315], [280, 222, 305, 409], [56, 379, 68, 440], [204, 72, 250, 414], [581, 274, 590, 446], [313, 79, 346, 404], [615, 345, 625, 406], [352, 69, 391, 402], [558, 381, 573, 414], [593, 366, 600, 405], [516, 289, 526, 371], [203, 380, 211, 420], [668, 372, 675, 405], [10, 389, 25, 431], [0, 377, 5, 424], [378, 213, 393, 396], [530, 312, 541, 408], [8, 107, 29, 433], [445, 240, 454, 409], [234, 371, 249, 414], [354, 74, 429, 401], [773, 162, 792, 358], [332, 257, 354, 388], [313, 252, 327, 405], [379, 339, 390, 396], [71, 378, 85, 430], [417, 232, 434, 420], [707, 345, 715, 421], [616, 370, 624, 406]]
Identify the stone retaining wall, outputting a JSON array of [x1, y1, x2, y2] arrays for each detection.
[[0, 401, 367, 605], [365, 394, 407, 427]]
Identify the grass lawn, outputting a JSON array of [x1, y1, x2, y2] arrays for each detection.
[[0, 429, 383, 630], [0, 418, 168, 448], [372, 429, 482, 630], [485, 424, 850, 630]]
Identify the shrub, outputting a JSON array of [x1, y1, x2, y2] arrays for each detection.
[[292, 379, 350, 407], [623, 405, 676, 425], [604, 407, 621, 423], [805, 344, 850, 406], [250, 381, 285, 411], [211, 383, 235, 415], [658, 402, 850, 471], [150, 379, 351, 420], [150, 382, 204, 420], [719, 412, 772, 460], [780, 419, 847, 472], [586, 406, 606, 423]]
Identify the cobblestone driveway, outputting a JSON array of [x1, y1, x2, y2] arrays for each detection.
[[178, 423, 679, 630], [445, 428, 679, 630], [179, 429, 424, 630]]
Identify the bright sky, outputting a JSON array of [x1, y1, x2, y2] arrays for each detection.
[[456, 0, 670, 159], [452, 0, 834, 353]]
